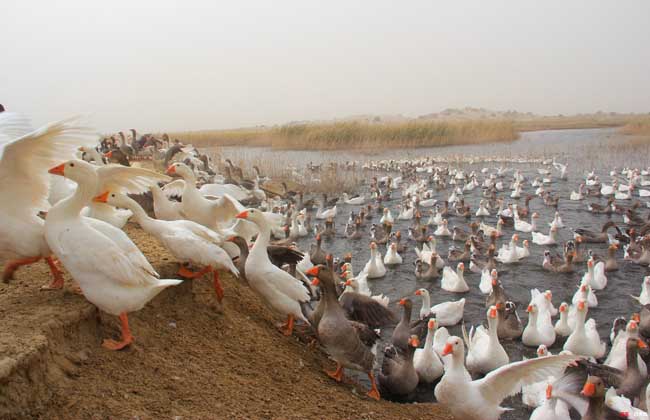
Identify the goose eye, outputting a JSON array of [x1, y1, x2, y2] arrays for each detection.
[[70, 163, 75, 167], [111, 194, 115, 198]]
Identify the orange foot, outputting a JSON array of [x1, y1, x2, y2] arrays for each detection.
[[102, 337, 133, 351], [41, 256, 65, 290], [325, 364, 344, 382], [280, 314, 295, 336], [366, 388, 381, 401], [212, 270, 224, 302], [3, 256, 41, 283]]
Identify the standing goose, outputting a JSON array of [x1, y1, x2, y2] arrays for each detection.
[[305, 265, 381, 400], [378, 335, 420, 397], [464, 305, 509, 375], [0, 114, 97, 289], [45, 159, 182, 349], [413, 319, 444, 383], [97, 191, 238, 302], [235, 209, 310, 335]]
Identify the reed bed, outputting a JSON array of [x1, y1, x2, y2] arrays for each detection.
[[168, 120, 518, 150], [621, 117, 650, 136], [515, 115, 634, 132]]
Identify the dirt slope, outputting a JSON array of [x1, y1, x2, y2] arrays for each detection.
[[0, 224, 453, 420]]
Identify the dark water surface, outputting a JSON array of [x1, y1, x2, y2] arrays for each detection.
[[222, 128, 649, 419]]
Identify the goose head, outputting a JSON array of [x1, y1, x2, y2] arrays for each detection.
[[166, 162, 194, 180], [441, 336, 464, 358], [536, 345, 549, 357], [93, 190, 129, 208], [48, 159, 95, 183]]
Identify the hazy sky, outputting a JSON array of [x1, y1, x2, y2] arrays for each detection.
[[3, 0, 649, 132]]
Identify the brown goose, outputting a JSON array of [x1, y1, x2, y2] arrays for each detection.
[[339, 284, 397, 329], [305, 265, 381, 400], [391, 298, 429, 353], [378, 336, 420, 398], [574, 221, 618, 243], [414, 254, 441, 281], [543, 250, 575, 273], [310, 234, 327, 265], [448, 240, 471, 262], [227, 236, 305, 279]]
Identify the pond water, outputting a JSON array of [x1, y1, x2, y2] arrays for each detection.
[[215, 128, 649, 419]]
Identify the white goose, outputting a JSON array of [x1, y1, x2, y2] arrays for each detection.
[[514, 212, 539, 233], [434, 219, 452, 237], [553, 302, 571, 337], [475, 200, 490, 217], [570, 183, 585, 201], [166, 162, 243, 230], [480, 219, 504, 237], [604, 320, 648, 377], [563, 300, 606, 358], [0, 114, 96, 289], [98, 191, 238, 302], [434, 335, 577, 420], [464, 306, 509, 375], [441, 262, 468, 293], [532, 226, 558, 245], [523, 303, 556, 347], [379, 208, 394, 224], [413, 319, 444, 383], [151, 183, 183, 221], [415, 289, 465, 326], [496, 234, 521, 264], [45, 159, 182, 350], [383, 242, 402, 265], [362, 242, 386, 278], [631, 276, 650, 305], [582, 258, 607, 290], [234, 208, 310, 335], [548, 212, 564, 229], [341, 193, 364, 205]]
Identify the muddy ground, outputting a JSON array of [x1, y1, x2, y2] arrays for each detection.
[[0, 224, 453, 420]]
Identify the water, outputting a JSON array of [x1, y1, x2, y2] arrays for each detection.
[[217, 128, 649, 419]]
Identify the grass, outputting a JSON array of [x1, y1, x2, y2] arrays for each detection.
[[515, 115, 635, 131], [621, 117, 650, 136], [168, 120, 518, 150]]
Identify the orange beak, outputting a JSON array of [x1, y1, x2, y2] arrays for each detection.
[[559, 305, 566, 313], [408, 336, 420, 347], [236, 210, 249, 219], [104, 151, 113, 158], [489, 308, 497, 318], [93, 191, 109, 203], [344, 279, 352, 286], [546, 384, 553, 400], [48, 163, 65, 176], [414, 290, 422, 296], [526, 305, 533, 313], [310, 278, 320, 286], [639, 340, 648, 349], [578, 301, 586, 310], [496, 302, 504, 310], [442, 343, 453, 356], [399, 298, 406, 306], [428, 319, 436, 329], [581, 382, 596, 397], [165, 165, 176, 175], [306, 266, 320, 277]]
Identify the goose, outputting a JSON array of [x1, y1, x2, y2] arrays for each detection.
[[464, 306, 509, 375], [151, 183, 183, 221], [378, 336, 420, 397], [479, 268, 498, 295], [379, 208, 394, 224], [480, 219, 504, 238], [166, 163, 242, 231], [582, 258, 608, 291], [604, 386, 649, 419], [514, 212, 539, 233], [441, 262, 469, 293], [615, 185, 634, 200], [433, 219, 451, 237], [475, 200, 490, 217], [604, 320, 648, 377], [97, 191, 238, 302], [428, 208, 444, 226], [570, 183, 585, 201], [358, 242, 385, 279], [235, 209, 310, 335], [0, 114, 97, 289], [496, 234, 522, 264], [433, 335, 578, 420], [414, 255, 441, 281], [529, 381, 573, 420], [413, 319, 444, 383], [341, 192, 365, 205], [532, 226, 558, 245], [305, 265, 381, 400], [397, 204, 414, 220], [45, 159, 182, 349], [572, 281, 599, 309], [415, 290, 465, 326], [549, 212, 564, 229], [574, 221, 617, 243], [631, 276, 650, 305], [383, 242, 402, 265], [523, 303, 556, 347], [563, 300, 606, 358], [341, 278, 390, 310], [554, 302, 572, 337]]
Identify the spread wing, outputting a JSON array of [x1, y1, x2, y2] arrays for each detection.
[[0, 114, 98, 211], [476, 354, 579, 405], [162, 179, 185, 198], [96, 165, 170, 195]]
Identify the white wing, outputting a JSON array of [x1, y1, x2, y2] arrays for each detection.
[[96, 165, 170, 195], [162, 179, 186, 198], [0, 114, 98, 211], [476, 354, 578, 405]]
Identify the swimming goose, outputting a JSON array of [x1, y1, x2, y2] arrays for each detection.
[[97, 191, 238, 302], [433, 219, 451, 237], [434, 335, 578, 420], [604, 320, 648, 377], [45, 159, 182, 349], [514, 212, 539, 233], [532, 226, 559, 245], [441, 262, 469, 293], [582, 258, 608, 291], [570, 183, 586, 201], [563, 300, 606, 358], [415, 290, 465, 326], [414, 255, 441, 281], [631, 276, 650, 305], [554, 302, 572, 337], [0, 114, 97, 289], [476, 199, 490, 217], [305, 265, 381, 400], [574, 221, 617, 244], [383, 242, 403, 265], [464, 305, 509, 375], [413, 319, 444, 383], [341, 192, 365, 205], [523, 303, 557, 348], [362, 242, 386, 279], [235, 209, 310, 335]]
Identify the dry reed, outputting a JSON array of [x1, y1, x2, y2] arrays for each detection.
[[168, 120, 517, 150], [621, 117, 650, 136]]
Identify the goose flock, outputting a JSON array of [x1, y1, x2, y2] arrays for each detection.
[[3, 110, 650, 420]]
